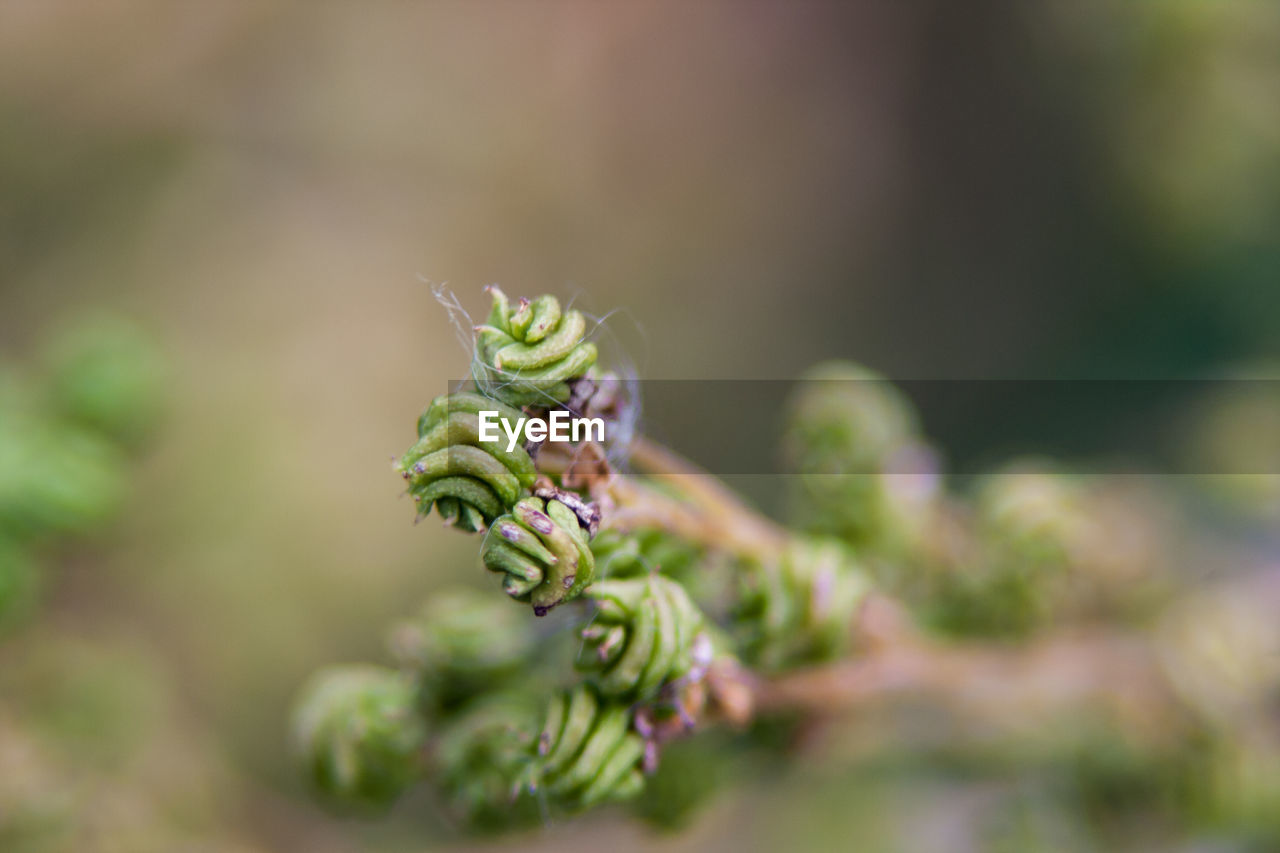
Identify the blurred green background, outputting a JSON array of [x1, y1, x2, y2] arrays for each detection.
[[1, 2, 1277, 851]]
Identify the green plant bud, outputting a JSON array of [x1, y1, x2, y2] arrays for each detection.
[[736, 537, 870, 671], [975, 461, 1089, 566], [0, 408, 128, 543], [431, 689, 545, 830], [781, 361, 934, 553], [577, 575, 711, 701], [397, 392, 536, 532], [40, 314, 167, 449], [532, 685, 646, 812], [388, 586, 537, 712], [472, 287, 598, 408], [290, 665, 427, 809], [481, 496, 595, 615], [927, 461, 1091, 639], [433, 685, 647, 826]]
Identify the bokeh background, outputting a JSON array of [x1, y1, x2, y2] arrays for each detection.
[[1, 2, 1278, 851]]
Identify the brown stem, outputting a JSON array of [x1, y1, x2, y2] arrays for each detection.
[[619, 435, 787, 557], [751, 628, 1184, 737]]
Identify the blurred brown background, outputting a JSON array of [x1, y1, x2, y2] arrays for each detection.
[[1, 2, 1277, 851]]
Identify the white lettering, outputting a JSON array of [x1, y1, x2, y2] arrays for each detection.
[[501, 415, 526, 453], [550, 410, 570, 442], [478, 410, 500, 443], [574, 417, 605, 443], [478, 409, 606, 450]]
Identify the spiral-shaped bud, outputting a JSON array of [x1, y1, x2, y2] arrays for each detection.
[[532, 684, 647, 811], [781, 361, 938, 556], [975, 461, 1090, 566], [432, 690, 545, 830], [577, 575, 710, 701], [388, 586, 537, 713], [927, 461, 1092, 638], [481, 496, 595, 615], [290, 665, 427, 809], [735, 536, 870, 671], [432, 684, 647, 826], [397, 392, 537, 532], [472, 287, 598, 408]]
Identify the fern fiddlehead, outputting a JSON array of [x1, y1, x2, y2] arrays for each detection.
[[472, 287, 598, 408], [481, 495, 596, 614], [397, 391, 537, 532]]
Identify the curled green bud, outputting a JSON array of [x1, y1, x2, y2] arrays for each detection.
[[290, 665, 427, 809], [432, 690, 545, 830], [736, 537, 870, 671], [975, 460, 1089, 566], [577, 575, 711, 701], [532, 685, 646, 811], [397, 392, 536, 532], [432, 685, 647, 827], [481, 496, 595, 615], [929, 461, 1091, 639], [781, 361, 935, 555], [472, 287, 598, 408], [388, 586, 537, 712]]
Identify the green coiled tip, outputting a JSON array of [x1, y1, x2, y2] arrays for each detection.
[[782, 361, 932, 551], [782, 361, 920, 474], [736, 537, 871, 671], [290, 664, 427, 809], [975, 459, 1088, 566], [481, 495, 596, 615], [472, 287, 598, 408], [578, 575, 709, 701], [532, 685, 647, 812], [397, 392, 536, 532]]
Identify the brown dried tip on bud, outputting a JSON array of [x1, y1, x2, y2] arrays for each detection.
[[533, 477, 601, 537]]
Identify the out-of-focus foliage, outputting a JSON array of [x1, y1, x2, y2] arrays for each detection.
[[40, 314, 168, 449], [0, 316, 163, 630], [291, 664, 427, 809]]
